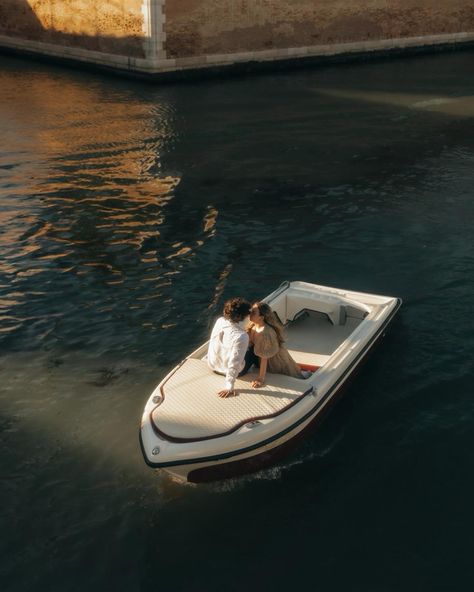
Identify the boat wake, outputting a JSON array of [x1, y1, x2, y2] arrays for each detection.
[[201, 430, 346, 493]]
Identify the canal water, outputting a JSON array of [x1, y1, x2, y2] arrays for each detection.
[[1, 49, 473, 591]]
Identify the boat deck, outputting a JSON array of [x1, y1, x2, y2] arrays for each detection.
[[152, 359, 310, 441], [151, 312, 362, 442]]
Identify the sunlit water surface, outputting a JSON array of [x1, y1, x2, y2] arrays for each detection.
[[1, 51, 473, 591]]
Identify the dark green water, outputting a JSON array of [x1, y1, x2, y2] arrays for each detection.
[[1, 50, 473, 591]]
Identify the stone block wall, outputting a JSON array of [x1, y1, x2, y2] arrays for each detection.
[[0, 0, 473, 76], [0, 0, 147, 57], [165, 0, 474, 58]]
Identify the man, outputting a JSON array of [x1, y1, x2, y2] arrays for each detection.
[[207, 297, 251, 398]]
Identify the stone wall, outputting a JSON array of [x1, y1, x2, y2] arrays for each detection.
[[0, 0, 146, 57], [165, 0, 474, 58], [0, 0, 473, 76]]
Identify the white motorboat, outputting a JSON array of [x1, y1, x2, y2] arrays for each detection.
[[139, 281, 401, 483]]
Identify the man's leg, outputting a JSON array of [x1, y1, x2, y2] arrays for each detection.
[[239, 345, 259, 376]]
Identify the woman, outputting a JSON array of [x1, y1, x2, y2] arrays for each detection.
[[247, 301, 304, 388]]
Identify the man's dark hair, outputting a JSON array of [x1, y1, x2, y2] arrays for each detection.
[[223, 297, 250, 322]]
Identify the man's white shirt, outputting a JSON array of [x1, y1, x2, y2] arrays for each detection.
[[207, 317, 249, 390]]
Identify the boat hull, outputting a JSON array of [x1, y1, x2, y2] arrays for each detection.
[[140, 293, 401, 483]]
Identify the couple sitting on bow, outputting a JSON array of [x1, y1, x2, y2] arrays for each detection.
[[207, 297, 307, 398]]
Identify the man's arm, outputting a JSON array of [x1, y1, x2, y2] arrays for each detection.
[[218, 332, 249, 398]]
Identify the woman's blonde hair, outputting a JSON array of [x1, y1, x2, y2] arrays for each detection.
[[253, 302, 285, 345]]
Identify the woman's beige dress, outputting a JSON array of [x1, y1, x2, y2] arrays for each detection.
[[252, 324, 302, 378]]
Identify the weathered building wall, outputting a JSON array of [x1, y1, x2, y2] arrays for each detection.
[[0, 0, 473, 76], [165, 0, 474, 58], [0, 0, 146, 57]]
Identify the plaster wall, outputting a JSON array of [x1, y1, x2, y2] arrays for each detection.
[[165, 0, 474, 58]]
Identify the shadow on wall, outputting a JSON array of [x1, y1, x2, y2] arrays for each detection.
[[0, 0, 146, 58]]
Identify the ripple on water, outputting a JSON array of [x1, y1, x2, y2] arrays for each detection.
[[2, 52, 474, 592]]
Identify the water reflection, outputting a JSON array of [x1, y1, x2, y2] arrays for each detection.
[[317, 88, 474, 117], [0, 71, 228, 353], [1, 51, 474, 592], [1, 54, 474, 360]]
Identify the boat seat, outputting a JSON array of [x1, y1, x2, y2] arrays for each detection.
[[287, 349, 330, 368], [151, 358, 312, 442]]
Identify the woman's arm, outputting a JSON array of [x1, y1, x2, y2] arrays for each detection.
[[252, 357, 267, 388]]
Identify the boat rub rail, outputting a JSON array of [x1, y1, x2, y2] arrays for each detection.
[[142, 297, 402, 468]]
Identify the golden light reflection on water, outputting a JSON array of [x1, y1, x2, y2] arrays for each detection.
[[0, 69, 229, 344], [203, 206, 218, 233], [208, 263, 233, 310]]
